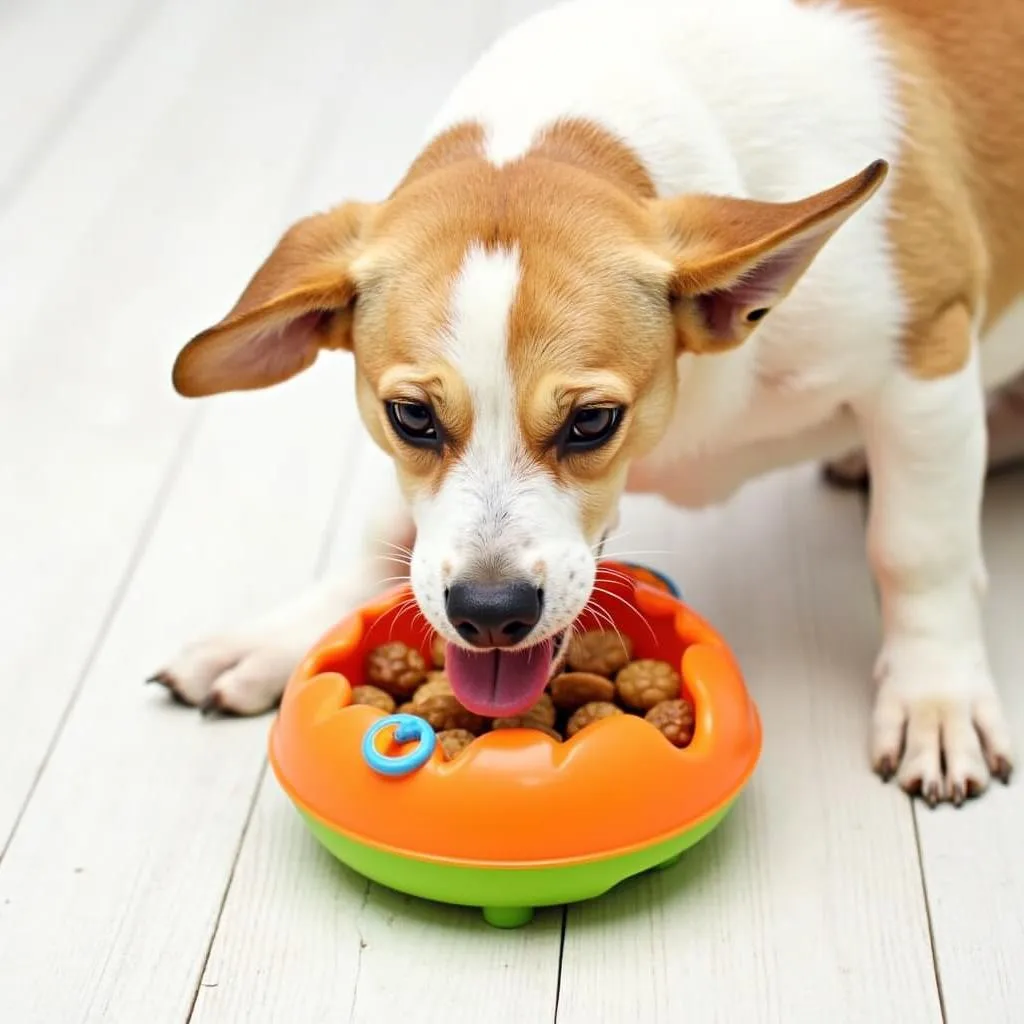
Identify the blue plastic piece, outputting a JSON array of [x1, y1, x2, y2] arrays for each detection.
[[362, 714, 437, 777]]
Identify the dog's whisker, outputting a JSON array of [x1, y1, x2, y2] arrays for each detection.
[[590, 586, 659, 644], [583, 601, 632, 652], [376, 540, 415, 561], [376, 596, 421, 643], [374, 575, 412, 588], [370, 553, 412, 567], [581, 598, 620, 635], [599, 549, 675, 560], [594, 566, 638, 586], [418, 618, 436, 648]]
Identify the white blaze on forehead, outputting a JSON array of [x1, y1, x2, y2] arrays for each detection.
[[445, 243, 522, 461], [410, 240, 597, 635], [422, 241, 544, 570]]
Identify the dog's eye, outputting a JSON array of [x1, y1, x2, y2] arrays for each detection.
[[562, 405, 623, 454], [387, 400, 440, 448]]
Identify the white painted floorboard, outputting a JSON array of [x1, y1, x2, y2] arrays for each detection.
[[0, 0, 154, 205], [0, 0, 354, 848], [559, 474, 941, 1024], [914, 473, 1024, 1024], [0, 1, 1021, 1022]]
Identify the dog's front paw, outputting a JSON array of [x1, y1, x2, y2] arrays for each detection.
[[870, 640, 1013, 805], [148, 633, 300, 716]]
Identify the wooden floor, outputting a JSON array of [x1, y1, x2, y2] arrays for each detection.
[[1, 1, 1021, 1021]]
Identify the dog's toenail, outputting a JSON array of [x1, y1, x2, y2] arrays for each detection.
[[923, 782, 940, 808], [950, 783, 965, 807], [875, 755, 897, 781], [901, 775, 922, 796], [168, 687, 192, 707], [146, 673, 169, 687], [965, 778, 982, 799], [993, 756, 1013, 784], [200, 692, 225, 717]]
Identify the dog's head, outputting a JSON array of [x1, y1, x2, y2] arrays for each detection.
[[172, 123, 885, 716]]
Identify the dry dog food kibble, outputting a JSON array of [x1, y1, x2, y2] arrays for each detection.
[[566, 629, 633, 676], [492, 693, 557, 731], [416, 692, 486, 734], [366, 641, 427, 697], [566, 700, 625, 737], [550, 671, 616, 711], [413, 672, 453, 705], [437, 728, 476, 758], [350, 684, 396, 714], [362, 634, 696, 754], [645, 699, 695, 748], [530, 724, 563, 741], [615, 659, 681, 711]]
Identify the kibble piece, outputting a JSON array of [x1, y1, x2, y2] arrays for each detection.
[[437, 728, 476, 758], [534, 724, 563, 742], [396, 701, 418, 716], [550, 671, 616, 711], [350, 685, 396, 714], [645, 698, 695, 748], [566, 701, 624, 737], [413, 672, 453, 705], [492, 693, 556, 730], [616, 659, 681, 711], [491, 720, 563, 741], [430, 633, 447, 669], [366, 641, 427, 698], [566, 629, 633, 676], [416, 693, 486, 734]]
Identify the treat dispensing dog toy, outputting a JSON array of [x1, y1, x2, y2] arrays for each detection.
[[269, 562, 762, 927]]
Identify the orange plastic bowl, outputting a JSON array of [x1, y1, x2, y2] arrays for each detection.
[[269, 562, 762, 927]]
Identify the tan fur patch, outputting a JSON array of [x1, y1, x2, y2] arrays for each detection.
[[848, 0, 1024, 378], [351, 121, 676, 517]]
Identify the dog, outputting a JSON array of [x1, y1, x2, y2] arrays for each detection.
[[152, 0, 1024, 805]]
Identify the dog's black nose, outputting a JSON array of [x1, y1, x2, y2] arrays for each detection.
[[445, 580, 543, 648]]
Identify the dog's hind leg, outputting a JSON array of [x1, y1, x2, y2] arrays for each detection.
[[986, 371, 1024, 475]]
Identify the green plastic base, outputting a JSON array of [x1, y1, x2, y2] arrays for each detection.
[[483, 905, 534, 928], [299, 801, 733, 927]]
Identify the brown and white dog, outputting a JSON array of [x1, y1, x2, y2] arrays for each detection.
[[155, 0, 1024, 805]]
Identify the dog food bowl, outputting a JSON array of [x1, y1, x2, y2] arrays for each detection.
[[269, 562, 762, 927]]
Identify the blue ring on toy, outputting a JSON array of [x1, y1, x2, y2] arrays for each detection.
[[362, 714, 437, 777], [615, 561, 682, 599]]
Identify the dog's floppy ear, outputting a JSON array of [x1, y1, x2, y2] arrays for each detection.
[[653, 160, 887, 354], [172, 202, 375, 397]]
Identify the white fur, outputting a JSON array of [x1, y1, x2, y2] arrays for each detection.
[[409, 244, 595, 643], [857, 347, 1012, 798], [159, 0, 1024, 801]]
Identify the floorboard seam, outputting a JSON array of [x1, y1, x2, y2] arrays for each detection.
[[552, 907, 568, 1022], [911, 807, 948, 1024], [185, 759, 269, 1022]]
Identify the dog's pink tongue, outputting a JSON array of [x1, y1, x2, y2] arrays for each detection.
[[446, 640, 554, 717]]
